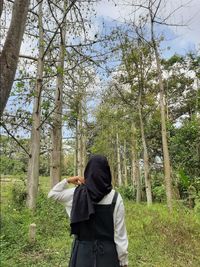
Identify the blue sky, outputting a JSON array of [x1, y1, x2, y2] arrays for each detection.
[[92, 0, 200, 56]]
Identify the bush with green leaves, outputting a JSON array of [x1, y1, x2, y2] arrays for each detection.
[[118, 185, 136, 200]]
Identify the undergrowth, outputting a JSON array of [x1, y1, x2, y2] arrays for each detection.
[[1, 180, 200, 267]]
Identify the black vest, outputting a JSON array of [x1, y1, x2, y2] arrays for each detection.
[[69, 191, 120, 267], [77, 191, 118, 241]]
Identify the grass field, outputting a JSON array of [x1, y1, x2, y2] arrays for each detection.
[[1, 175, 200, 267]]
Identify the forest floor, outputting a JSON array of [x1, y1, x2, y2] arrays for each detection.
[[1, 175, 200, 267]]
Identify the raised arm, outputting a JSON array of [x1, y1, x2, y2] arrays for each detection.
[[48, 178, 74, 206], [48, 176, 85, 207]]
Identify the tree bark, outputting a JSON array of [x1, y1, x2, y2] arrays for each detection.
[[131, 122, 141, 202], [76, 97, 86, 177], [0, 0, 30, 117], [123, 140, 128, 186], [77, 100, 83, 176], [116, 132, 122, 186], [0, 0, 3, 18], [156, 49, 173, 211], [147, 0, 173, 211], [26, 0, 43, 210], [50, 2, 67, 187], [138, 97, 152, 205]]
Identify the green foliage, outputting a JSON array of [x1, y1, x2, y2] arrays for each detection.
[[194, 194, 200, 214], [1, 182, 72, 267], [118, 185, 136, 200], [178, 169, 190, 188], [11, 182, 27, 209], [170, 117, 200, 177], [152, 185, 166, 202], [0, 156, 25, 175]]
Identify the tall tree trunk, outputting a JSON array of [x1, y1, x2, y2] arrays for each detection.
[[76, 97, 87, 177], [116, 132, 122, 186], [123, 140, 128, 186], [81, 96, 87, 174], [0, 0, 30, 117], [26, 0, 43, 210], [152, 39, 173, 211], [75, 119, 78, 175], [77, 101, 82, 176], [148, 1, 173, 211], [0, 0, 3, 18], [50, 7, 67, 187], [131, 122, 141, 202], [138, 98, 152, 205], [73, 149, 77, 176]]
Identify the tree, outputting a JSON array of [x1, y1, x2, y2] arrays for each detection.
[[26, 0, 44, 210], [50, 1, 67, 187], [0, 0, 30, 117], [129, 0, 184, 211]]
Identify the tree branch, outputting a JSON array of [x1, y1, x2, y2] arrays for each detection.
[[1, 122, 31, 157]]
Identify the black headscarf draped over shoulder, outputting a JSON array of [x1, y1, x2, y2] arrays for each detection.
[[70, 155, 112, 235]]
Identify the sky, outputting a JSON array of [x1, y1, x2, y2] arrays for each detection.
[[92, 0, 200, 56]]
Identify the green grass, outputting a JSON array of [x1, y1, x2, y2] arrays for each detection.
[[1, 176, 200, 267]]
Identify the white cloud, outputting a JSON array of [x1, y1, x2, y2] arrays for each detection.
[[94, 0, 200, 49]]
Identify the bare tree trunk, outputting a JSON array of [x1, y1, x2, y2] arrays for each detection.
[[77, 101, 82, 176], [157, 51, 173, 211], [0, 0, 3, 17], [123, 140, 128, 186], [81, 96, 87, 174], [75, 119, 78, 176], [76, 95, 87, 177], [153, 41, 173, 211], [0, 0, 30, 117], [131, 122, 141, 202], [26, 0, 43, 210], [116, 132, 122, 186], [138, 99, 152, 205], [73, 150, 76, 176], [146, 0, 173, 211], [50, 6, 67, 187]]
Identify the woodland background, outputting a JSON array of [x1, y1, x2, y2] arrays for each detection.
[[0, 0, 200, 266]]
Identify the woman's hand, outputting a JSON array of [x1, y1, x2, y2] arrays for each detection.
[[67, 176, 85, 185]]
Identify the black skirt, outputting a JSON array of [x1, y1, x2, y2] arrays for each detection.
[[69, 238, 120, 267]]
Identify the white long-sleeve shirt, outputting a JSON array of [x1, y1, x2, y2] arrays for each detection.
[[48, 179, 128, 266]]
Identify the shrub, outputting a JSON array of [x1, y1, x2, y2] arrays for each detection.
[[117, 185, 136, 200], [152, 185, 166, 202]]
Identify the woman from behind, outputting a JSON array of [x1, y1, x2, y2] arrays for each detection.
[[48, 155, 128, 267]]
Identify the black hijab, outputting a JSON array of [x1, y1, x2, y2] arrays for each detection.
[[70, 155, 112, 234]]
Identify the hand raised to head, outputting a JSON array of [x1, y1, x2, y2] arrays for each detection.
[[67, 176, 85, 185]]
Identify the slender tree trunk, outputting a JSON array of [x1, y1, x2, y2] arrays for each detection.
[[26, 0, 43, 210], [138, 99, 152, 205], [116, 132, 122, 186], [76, 95, 87, 177], [81, 96, 87, 175], [75, 119, 78, 175], [131, 122, 141, 202], [77, 101, 82, 176], [0, 0, 30, 117], [73, 150, 76, 176], [0, 0, 3, 18], [50, 7, 67, 187], [153, 41, 173, 211], [123, 140, 128, 186]]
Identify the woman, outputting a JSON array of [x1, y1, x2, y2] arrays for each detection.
[[48, 155, 128, 267]]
